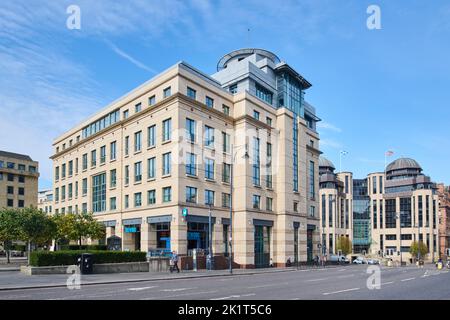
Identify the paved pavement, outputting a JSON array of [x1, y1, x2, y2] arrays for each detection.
[[0, 264, 449, 300]]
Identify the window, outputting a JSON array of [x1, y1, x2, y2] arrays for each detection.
[[123, 109, 129, 119], [222, 193, 231, 208], [266, 117, 272, 126], [110, 169, 117, 188], [147, 157, 156, 179], [222, 163, 231, 183], [61, 163, 66, 179], [124, 195, 129, 209], [148, 95, 156, 106], [81, 109, 120, 139], [91, 150, 97, 167], [222, 105, 230, 115], [125, 165, 129, 185], [205, 125, 215, 148], [186, 186, 197, 203], [110, 197, 117, 210], [110, 141, 116, 160], [55, 166, 59, 181], [205, 158, 215, 180], [125, 136, 129, 156], [186, 118, 196, 142], [135, 102, 142, 113], [206, 96, 214, 108], [82, 153, 88, 170], [309, 206, 315, 217], [162, 118, 171, 142], [147, 190, 156, 205], [186, 153, 197, 176], [255, 83, 273, 104], [134, 162, 142, 182], [222, 132, 230, 153], [252, 137, 260, 186], [163, 187, 172, 202], [252, 195, 261, 209], [100, 146, 106, 164], [187, 87, 196, 99], [82, 178, 87, 196], [147, 125, 156, 147], [134, 131, 142, 152], [266, 197, 273, 211], [162, 152, 171, 175], [68, 161, 74, 176], [134, 192, 142, 207], [253, 110, 260, 120], [205, 190, 215, 206], [163, 87, 171, 98], [309, 161, 315, 200]]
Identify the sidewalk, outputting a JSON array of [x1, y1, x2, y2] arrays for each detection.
[[0, 265, 333, 291]]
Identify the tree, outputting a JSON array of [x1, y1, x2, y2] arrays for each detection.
[[0, 209, 22, 264], [410, 241, 428, 260], [54, 212, 105, 249], [19, 207, 57, 265], [336, 236, 352, 256]]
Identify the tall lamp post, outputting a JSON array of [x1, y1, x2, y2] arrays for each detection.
[[229, 144, 249, 274]]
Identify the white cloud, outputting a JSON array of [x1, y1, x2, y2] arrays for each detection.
[[317, 121, 342, 133]]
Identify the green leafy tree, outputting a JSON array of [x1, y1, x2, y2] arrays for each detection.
[[0, 209, 22, 264], [19, 207, 57, 265], [54, 212, 105, 249], [410, 241, 428, 260], [336, 236, 352, 256]]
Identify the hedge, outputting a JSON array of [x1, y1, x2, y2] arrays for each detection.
[[30, 250, 147, 267], [59, 245, 107, 251]]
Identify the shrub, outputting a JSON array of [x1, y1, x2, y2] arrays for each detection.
[[59, 245, 107, 251], [30, 250, 146, 267]]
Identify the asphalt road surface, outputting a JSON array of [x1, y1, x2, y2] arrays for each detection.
[[0, 265, 449, 300]]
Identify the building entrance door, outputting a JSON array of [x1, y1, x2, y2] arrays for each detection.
[[307, 229, 313, 262], [254, 226, 270, 268]]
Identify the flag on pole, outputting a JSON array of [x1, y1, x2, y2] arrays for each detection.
[[385, 150, 394, 157]]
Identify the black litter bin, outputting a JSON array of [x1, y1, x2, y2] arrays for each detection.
[[77, 253, 93, 274]]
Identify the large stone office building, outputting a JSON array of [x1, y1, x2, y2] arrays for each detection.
[[319, 156, 440, 262], [0, 150, 39, 209], [51, 48, 322, 268]]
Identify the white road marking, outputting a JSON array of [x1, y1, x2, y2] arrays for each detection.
[[210, 293, 256, 300], [306, 278, 327, 282], [401, 277, 415, 282], [161, 287, 195, 292], [128, 286, 157, 291], [323, 288, 360, 296], [142, 290, 218, 300]]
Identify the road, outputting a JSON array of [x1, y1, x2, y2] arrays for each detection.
[[0, 265, 449, 300]]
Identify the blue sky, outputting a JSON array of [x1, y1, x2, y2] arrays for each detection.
[[1, 0, 449, 190]]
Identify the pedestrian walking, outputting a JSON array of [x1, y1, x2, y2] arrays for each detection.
[[170, 250, 180, 273]]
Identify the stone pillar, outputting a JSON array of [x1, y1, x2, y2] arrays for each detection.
[[140, 222, 150, 254]]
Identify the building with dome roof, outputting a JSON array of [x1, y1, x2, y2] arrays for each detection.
[[319, 156, 439, 263]]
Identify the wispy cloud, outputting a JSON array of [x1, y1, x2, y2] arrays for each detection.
[[107, 41, 157, 74], [317, 121, 342, 133]]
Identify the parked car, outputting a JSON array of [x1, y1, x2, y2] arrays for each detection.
[[367, 258, 380, 265], [353, 256, 366, 264]]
